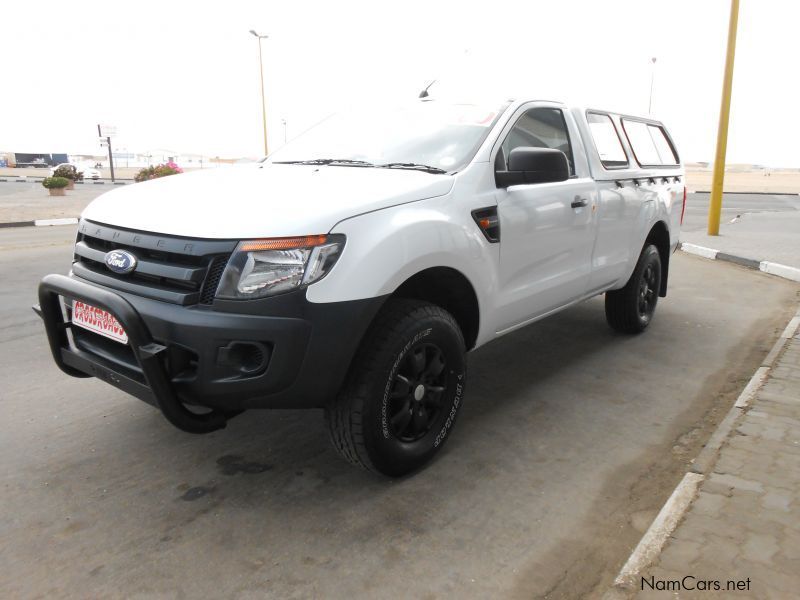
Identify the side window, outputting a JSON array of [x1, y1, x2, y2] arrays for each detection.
[[498, 108, 575, 176], [647, 125, 679, 165], [622, 119, 679, 166], [587, 112, 628, 168]]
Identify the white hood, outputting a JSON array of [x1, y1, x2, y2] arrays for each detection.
[[81, 164, 454, 239]]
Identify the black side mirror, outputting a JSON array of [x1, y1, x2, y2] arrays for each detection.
[[495, 147, 569, 188]]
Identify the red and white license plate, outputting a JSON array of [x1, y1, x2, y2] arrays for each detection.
[[71, 300, 129, 344]]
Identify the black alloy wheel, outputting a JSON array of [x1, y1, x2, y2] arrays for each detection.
[[638, 262, 659, 320], [387, 343, 448, 442]]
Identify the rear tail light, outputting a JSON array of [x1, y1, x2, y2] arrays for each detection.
[[680, 185, 687, 225]]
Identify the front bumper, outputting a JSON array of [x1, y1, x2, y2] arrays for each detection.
[[36, 273, 385, 432]]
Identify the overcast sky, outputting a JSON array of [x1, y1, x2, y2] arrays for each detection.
[[1, 0, 798, 166]]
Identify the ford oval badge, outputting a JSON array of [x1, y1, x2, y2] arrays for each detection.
[[104, 249, 137, 274]]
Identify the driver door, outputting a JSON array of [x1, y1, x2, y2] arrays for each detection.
[[494, 105, 597, 332]]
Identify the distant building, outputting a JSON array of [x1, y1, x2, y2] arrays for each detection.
[[1, 152, 68, 168], [91, 149, 229, 169]]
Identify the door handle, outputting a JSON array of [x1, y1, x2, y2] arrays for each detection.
[[571, 197, 588, 208]]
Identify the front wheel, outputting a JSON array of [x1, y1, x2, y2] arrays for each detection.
[[325, 299, 467, 477], [605, 244, 662, 334]]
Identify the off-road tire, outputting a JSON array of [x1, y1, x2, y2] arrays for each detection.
[[325, 299, 467, 477], [605, 244, 662, 334]]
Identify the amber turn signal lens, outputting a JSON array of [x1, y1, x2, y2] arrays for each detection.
[[239, 235, 328, 252]]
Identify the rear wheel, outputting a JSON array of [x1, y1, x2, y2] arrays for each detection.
[[325, 299, 466, 477], [605, 244, 662, 334]]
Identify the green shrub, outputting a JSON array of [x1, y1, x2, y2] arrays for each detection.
[[42, 176, 70, 189], [53, 165, 83, 181]]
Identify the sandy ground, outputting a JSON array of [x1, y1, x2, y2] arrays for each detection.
[[685, 167, 800, 194]]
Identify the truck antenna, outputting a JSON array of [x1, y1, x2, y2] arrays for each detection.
[[418, 80, 437, 99]]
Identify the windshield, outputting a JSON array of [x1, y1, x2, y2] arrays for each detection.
[[267, 102, 505, 173]]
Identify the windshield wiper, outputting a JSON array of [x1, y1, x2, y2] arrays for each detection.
[[273, 158, 447, 174], [378, 162, 447, 174], [273, 158, 375, 167]]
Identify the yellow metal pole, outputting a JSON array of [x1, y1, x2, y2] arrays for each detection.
[[257, 37, 269, 156], [708, 0, 740, 235]]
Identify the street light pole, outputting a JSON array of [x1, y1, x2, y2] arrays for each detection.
[[708, 0, 740, 236], [648, 57, 657, 114], [249, 30, 269, 156]]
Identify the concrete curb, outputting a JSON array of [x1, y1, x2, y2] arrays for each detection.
[[606, 306, 800, 596], [0, 177, 130, 185], [0, 217, 78, 229], [682, 305, 797, 475], [679, 242, 800, 283], [691, 191, 800, 196], [611, 472, 705, 590], [690, 306, 798, 470], [34, 217, 79, 227]]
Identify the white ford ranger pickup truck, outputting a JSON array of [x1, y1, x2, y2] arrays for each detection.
[[36, 99, 685, 476]]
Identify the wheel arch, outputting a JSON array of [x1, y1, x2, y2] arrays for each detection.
[[390, 266, 480, 350]]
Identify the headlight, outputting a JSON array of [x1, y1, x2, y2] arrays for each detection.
[[215, 234, 345, 299]]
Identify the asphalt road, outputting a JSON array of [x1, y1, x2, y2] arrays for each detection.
[[682, 191, 800, 233], [681, 192, 800, 269], [1, 226, 798, 599]]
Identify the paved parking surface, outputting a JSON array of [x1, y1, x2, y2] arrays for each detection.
[[1, 226, 798, 598], [635, 333, 800, 599], [0, 181, 108, 223]]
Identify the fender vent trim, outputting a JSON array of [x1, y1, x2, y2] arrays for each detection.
[[471, 207, 500, 243]]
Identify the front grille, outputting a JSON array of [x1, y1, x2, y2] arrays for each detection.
[[74, 219, 238, 305]]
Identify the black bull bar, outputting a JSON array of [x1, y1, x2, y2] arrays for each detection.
[[34, 273, 229, 433]]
